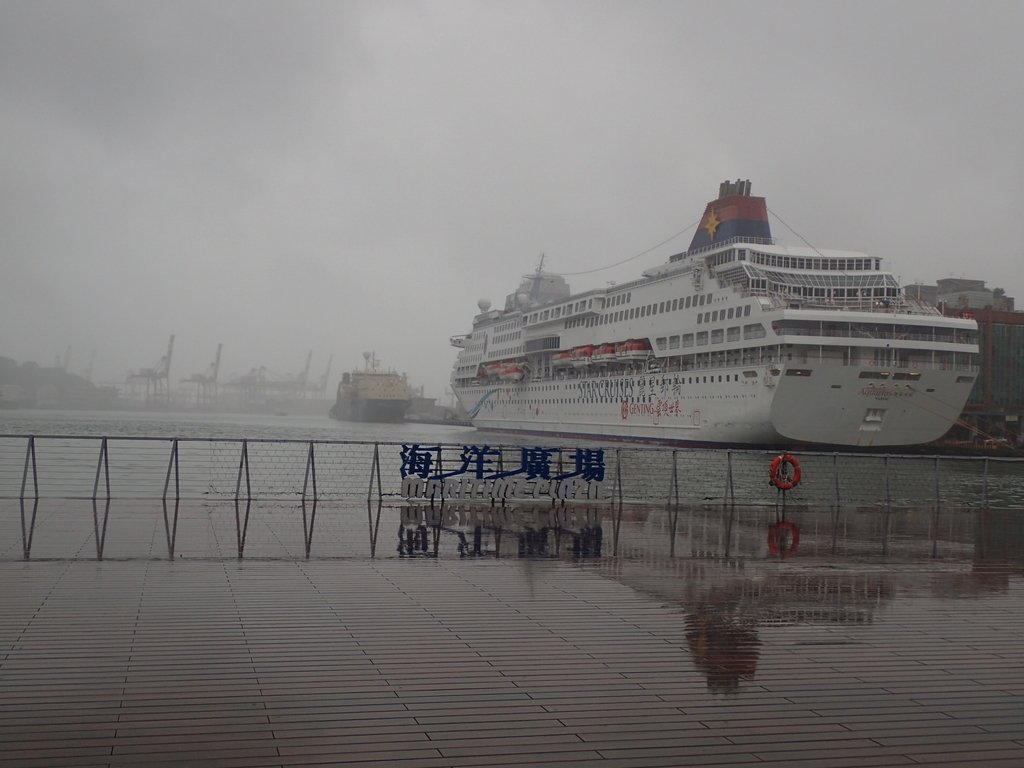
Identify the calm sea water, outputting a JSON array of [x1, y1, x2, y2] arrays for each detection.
[[0, 407, 480, 442]]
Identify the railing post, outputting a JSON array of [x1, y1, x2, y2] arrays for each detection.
[[932, 456, 941, 558], [92, 438, 110, 501], [20, 436, 38, 501], [882, 455, 891, 556], [612, 448, 623, 557], [302, 499, 317, 558], [668, 450, 679, 558], [162, 498, 179, 559], [235, 440, 251, 503], [831, 453, 840, 555], [92, 498, 110, 560], [20, 498, 38, 560], [162, 439, 180, 501], [367, 443, 381, 503], [235, 499, 251, 558], [302, 441, 318, 504]]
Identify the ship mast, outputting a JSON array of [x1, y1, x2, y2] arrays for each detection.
[[528, 253, 546, 303]]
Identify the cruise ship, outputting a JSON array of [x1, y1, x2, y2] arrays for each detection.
[[449, 180, 979, 447]]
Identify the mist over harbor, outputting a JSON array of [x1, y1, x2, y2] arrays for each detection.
[[2, 1, 1022, 403]]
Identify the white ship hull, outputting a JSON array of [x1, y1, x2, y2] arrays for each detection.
[[455, 362, 969, 447]]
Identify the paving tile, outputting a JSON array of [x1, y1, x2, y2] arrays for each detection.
[[1, 501, 1024, 768]]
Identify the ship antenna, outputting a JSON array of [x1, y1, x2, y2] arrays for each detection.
[[528, 252, 546, 302]]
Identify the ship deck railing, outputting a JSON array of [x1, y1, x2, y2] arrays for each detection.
[[749, 292, 944, 316], [773, 327, 974, 344]]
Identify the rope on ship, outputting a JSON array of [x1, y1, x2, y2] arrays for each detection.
[[553, 220, 700, 277], [903, 386, 1005, 444]]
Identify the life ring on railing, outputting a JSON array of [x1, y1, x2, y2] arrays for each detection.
[[767, 521, 800, 557], [769, 453, 801, 490]]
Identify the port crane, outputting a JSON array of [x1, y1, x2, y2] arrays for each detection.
[[182, 343, 222, 406], [126, 335, 175, 403]]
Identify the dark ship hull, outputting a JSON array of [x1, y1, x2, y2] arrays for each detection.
[[329, 397, 409, 423]]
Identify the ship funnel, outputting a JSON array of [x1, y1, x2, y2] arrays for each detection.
[[688, 179, 771, 253]]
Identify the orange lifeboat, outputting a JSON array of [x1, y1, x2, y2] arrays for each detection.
[[499, 362, 526, 381], [482, 362, 504, 379], [592, 344, 616, 364], [552, 351, 573, 368], [617, 339, 652, 361], [571, 346, 594, 368]]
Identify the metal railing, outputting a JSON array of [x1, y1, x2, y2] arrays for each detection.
[[2, 435, 1022, 509]]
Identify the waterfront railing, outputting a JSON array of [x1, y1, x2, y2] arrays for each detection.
[[0, 434, 1020, 510]]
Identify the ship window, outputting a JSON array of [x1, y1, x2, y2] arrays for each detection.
[[712, 310, 719, 322], [711, 329, 724, 344], [743, 370, 757, 378], [656, 337, 667, 351], [727, 326, 740, 342], [727, 308, 735, 319], [682, 334, 694, 348], [698, 295, 706, 306], [669, 335, 680, 349], [696, 332, 708, 346], [696, 314, 703, 325], [956, 376, 975, 384], [685, 296, 692, 308], [744, 305, 751, 317], [671, 299, 678, 311], [785, 369, 812, 377], [627, 292, 632, 302], [743, 323, 766, 339], [659, 302, 665, 313], [859, 371, 891, 379], [892, 372, 921, 381]]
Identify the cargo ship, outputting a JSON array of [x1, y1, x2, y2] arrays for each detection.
[[329, 352, 411, 423], [449, 180, 980, 447]]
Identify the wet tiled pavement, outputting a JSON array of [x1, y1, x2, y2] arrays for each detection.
[[1, 502, 1024, 767]]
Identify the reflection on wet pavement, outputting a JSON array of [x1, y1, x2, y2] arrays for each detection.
[[1, 500, 1023, 766]]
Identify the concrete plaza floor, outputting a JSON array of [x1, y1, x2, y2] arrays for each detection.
[[2, 551, 1024, 768]]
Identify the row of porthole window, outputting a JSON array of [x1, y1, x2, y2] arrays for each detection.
[[696, 305, 753, 324]]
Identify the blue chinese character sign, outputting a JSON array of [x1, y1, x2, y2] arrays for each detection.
[[400, 444, 611, 502]]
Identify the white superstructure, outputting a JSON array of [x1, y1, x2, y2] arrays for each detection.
[[450, 180, 979, 447]]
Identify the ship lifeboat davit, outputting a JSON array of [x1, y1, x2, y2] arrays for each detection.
[[552, 351, 574, 368], [571, 346, 594, 368], [617, 339, 652, 361], [592, 344, 616, 364], [499, 362, 526, 382]]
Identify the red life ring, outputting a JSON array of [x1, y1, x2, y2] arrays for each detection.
[[767, 521, 800, 557], [769, 453, 801, 490]]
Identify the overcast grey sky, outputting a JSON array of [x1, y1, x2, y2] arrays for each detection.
[[2, 0, 1021, 400]]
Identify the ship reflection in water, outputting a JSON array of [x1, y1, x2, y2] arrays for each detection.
[[396, 502, 1024, 693], [8, 495, 1022, 697]]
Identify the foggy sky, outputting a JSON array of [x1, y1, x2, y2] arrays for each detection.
[[2, 0, 1022, 400]]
